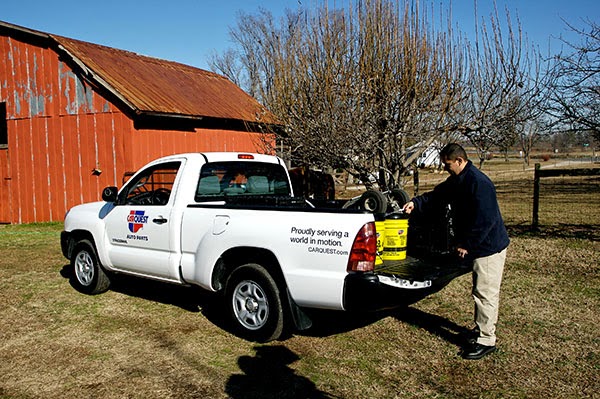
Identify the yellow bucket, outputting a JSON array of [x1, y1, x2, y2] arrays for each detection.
[[374, 213, 386, 265], [383, 213, 409, 261]]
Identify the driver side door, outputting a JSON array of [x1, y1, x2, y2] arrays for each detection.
[[104, 161, 181, 280]]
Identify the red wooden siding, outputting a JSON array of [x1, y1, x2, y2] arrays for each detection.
[[0, 35, 271, 224]]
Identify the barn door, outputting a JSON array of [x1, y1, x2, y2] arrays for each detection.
[[0, 149, 10, 223]]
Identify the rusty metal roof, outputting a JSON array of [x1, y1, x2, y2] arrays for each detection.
[[0, 20, 276, 126], [53, 35, 277, 125]]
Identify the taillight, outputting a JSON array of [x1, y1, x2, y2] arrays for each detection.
[[347, 222, 377, 272], [238, 154, 254, 159]]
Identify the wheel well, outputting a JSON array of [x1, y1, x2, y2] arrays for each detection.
[[65, 230, 96, 259], [212, 246, 312, 333], [212, 247, 285, 292]]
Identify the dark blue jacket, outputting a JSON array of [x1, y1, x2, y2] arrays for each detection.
[[412, 161, 509, 258]]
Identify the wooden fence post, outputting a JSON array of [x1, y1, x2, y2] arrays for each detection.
[[532, 163, 540, 230]]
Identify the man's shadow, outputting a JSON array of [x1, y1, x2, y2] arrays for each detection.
[[393, 306, 472, 348], [225, 345, 334, 399]]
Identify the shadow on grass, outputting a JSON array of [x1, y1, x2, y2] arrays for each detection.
[[299, 309, 391, 338], [302, 306, 474, 351], [59, 267, 336, 397], [392, 307, 472, 348], [506, 223, 600, 241], [59, 264, 230, 332], [301, 297, 443, 340], [60, 263, 439, 341], [60, 263, 392, 341], [59, 263, 472, 344], [225, 345, 335, 399]]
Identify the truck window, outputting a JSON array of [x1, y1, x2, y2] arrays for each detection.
[[120, 162, 181, 205], [195, 161, 291, 201]]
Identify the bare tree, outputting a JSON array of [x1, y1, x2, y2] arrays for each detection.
[[211, 0, 549, 182], [211, 0, 465, 190], [454, 2, 549, 168], [517, 116, 550, 167], [547, 19, 600, 143], [208, 48, 243, 88]]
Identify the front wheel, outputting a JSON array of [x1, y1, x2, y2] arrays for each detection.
[[225, 263, 284, 342], [70, 239, 110, 295]]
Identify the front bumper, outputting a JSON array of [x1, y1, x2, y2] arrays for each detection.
[[343, 255, 471, 311]]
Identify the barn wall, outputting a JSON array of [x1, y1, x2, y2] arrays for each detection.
[[124, 128, 263, 172], [0, 35, 266, 224]]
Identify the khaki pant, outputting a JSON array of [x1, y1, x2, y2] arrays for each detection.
[[472, 248, 507, 346]]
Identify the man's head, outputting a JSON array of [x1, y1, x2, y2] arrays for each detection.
[[440, 143, 468, 176]]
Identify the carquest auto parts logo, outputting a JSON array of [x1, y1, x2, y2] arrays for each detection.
[[127, 210, 148, 233]]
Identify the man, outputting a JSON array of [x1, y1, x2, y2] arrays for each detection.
[[402, 143, 509, 360]]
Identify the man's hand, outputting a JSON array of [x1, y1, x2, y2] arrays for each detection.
[[457, 247, 468, 258], [402, 201, 415, 214]]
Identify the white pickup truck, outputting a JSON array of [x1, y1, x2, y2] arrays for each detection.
[[61, 152, 468, 341]]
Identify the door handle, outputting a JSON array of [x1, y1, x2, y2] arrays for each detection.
[[153, 217, 168, 225]]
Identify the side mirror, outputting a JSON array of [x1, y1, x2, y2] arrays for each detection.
[[102, 186, 119, 203]]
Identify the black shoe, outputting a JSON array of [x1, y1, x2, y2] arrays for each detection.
[[461, 343, 496, 360], [461, 327, 480, 345]]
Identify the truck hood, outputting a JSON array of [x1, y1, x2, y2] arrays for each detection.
[[64, 201, 115, 230]]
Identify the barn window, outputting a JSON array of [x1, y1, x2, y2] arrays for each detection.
[[0, 102, 7, 148]]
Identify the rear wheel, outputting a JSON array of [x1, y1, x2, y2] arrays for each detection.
[[389, 188, 411, 212], [359, 189, 388, 213], [225, 263, 284, 342], [70, 239, 110, 295]]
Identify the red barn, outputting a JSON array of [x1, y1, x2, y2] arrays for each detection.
[[0, 20, 276, 224]]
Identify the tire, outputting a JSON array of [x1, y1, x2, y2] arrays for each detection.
[[389, 188, 411, 211], [359, 190, 387, 213], [70, 239, 111, 295], [225, 263, 284, 342], [341, 197, 359, 210]]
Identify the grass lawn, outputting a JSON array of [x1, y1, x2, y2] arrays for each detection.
[[1, 161, 598, 398]]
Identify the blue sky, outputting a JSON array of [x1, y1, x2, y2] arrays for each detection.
[[3, 0, 598, 70]]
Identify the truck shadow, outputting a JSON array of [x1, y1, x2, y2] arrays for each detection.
[[299, 309, 391, 338], [299, 306, 470, 348], [59, 265, 468, 344], [225, 345, 334, 399], [60, 263, 395, 339], [59, 264, 231, 331]]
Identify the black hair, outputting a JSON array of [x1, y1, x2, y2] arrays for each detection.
[[440, 143, 468, 161]]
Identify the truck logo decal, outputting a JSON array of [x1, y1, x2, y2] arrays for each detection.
[[127, 210, 148, 233], [290, 226, 350, 256]]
